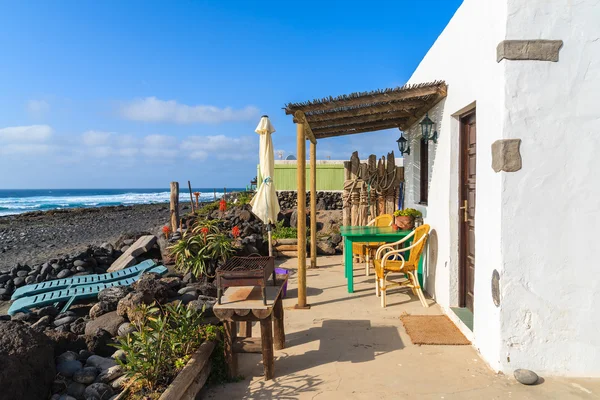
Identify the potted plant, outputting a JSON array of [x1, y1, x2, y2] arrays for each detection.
[[393, 208, 423, 230]]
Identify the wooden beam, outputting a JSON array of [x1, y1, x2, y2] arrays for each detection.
[[309, 109, 414, 129], [309, 141, 317, 269], [400, 91, 447, 131], [296, 121, 308, 308], [316, 125, 404, 139], [313, 118, 408, 136], [286, 83, 446, 114], [303, 99, 425, 123], [294, 111, 317, 144]]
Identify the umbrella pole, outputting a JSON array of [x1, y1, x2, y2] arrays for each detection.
[[267, 224, 273, 257]]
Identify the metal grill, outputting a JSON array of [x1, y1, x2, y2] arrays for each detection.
[[216, 256, 276, 305], [219, 256, 273, 272]]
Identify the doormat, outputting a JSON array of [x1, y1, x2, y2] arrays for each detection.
[[400, 314, 470, 345]]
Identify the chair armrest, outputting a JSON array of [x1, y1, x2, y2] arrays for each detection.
[[374, 230, 417, 259], [382, 252, 405, 269]]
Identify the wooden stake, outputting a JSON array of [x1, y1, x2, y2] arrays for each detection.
[[309, 141, 317, 269], [214, 189, 216, 201], [170, 182, 179, 232], [296, 121, 308, 308], [187, 180, 194, 213]]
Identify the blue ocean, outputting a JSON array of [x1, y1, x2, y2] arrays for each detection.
[[0, 188, 244, 217]]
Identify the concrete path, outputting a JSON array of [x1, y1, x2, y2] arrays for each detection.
[[203, 255, 600, 399]]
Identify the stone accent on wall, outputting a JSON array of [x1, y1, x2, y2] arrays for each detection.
[[496, 40, 563, 62], [492, 139, 522, 173], [491, 269, 500, 307]]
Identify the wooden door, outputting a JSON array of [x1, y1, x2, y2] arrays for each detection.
[[459, 111, 476, 312]]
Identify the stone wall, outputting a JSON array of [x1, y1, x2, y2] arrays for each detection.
[[277, 191, 342, 211]]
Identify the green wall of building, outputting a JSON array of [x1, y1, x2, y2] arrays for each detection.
[[257, 162, 344, 191]]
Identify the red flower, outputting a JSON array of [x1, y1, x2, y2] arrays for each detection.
[[232, 226, 240, 238], [162, 226, 171, 236], [219, 198, 227, 212], [200, 227, 209, 239]]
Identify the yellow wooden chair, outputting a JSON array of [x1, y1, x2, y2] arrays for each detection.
[[373, 224, 430, 308], [352, 214, 393, 276]]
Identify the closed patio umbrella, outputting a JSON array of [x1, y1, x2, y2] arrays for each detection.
[[250, 115, 280, 256]]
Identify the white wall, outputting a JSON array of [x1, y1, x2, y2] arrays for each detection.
[[403, 0, 508, 371], [499, 0, 600, 376]]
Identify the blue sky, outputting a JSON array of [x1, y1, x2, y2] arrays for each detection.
[[0, 0, 462, 189]]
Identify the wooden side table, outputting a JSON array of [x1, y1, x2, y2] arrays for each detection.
[[213, 280, 286, 380]]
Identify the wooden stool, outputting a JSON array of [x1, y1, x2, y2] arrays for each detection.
[[213, 280, 286, 380]]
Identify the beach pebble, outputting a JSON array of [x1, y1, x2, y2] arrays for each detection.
[[73, 260, 87, 267], [67, 381, 87, 399], [31, 315, 53, 329], [16, 270, 28, 277], [52, 263, 61, 270], [111, 349, 127, 363], [98, 364, 124, 383], [0, 274, 11, 284], [117, 322, 136, 337], [86, 355, 117, 372], [56, 350, 80, 364], [514, 369, 539, 385], [37, 305, 59, 317], [73, 366, 99, 384], [54, 316, 77, 327], [122, 239, 134, 245], [84, 383, 114, 400], [78, 349, 93, 362], [57, 269, 72, 279], [25, 275, 36, 284], [178, 286, 199, 295], [56, 360, 83, 378], [13, 277, 25, 286]]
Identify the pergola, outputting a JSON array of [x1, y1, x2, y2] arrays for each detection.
[[283, 80, 447, 308]]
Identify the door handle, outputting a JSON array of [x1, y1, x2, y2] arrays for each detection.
[[459, 200, 468, 222]]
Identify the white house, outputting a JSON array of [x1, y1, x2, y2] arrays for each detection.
[[402, 0, 600, 376]]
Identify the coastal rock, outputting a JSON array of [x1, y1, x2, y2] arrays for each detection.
[[187, 295, 217, 317], [317, 240, 337, 255], [178, 286, 199, 295], [57, 269, 72, 279], [73, 366, 99, 384], [0, 274, 12, 284], [109, 375, 128, 390], [70, 318, 87, 335], [56, 359, 83, 378], [98, 364, 124, 383], [25, 275, 36, 284], [67, 381, 87, 400], [84, 383, 114, 400], [514, 369, 539, 385], [31, 315, 53, 330], [56, 351, 80, 364], [117, 322, 136, 337], [45, 331, 87, 354], [132, 273, 170, 302], [0, 321, 56, 400], [89, 301, 114, 319], [85, 329, 115, 357], [54, 316, 77, 327], [98, 286, 132, 308], [13, 277, 25, 287], [84, 312, 125, 337], [86, 355, 117, 372], [116, 292, 153, 324], [183, 272, 197, 284]]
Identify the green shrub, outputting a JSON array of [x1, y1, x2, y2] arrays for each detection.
[[271, 220, 298, 239], [168, 230, 235, 277], [235, 191, 253, 206], [114, 302, 216, 392], [393, 208, 422, 218]]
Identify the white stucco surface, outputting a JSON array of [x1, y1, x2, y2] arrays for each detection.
[[402, 0, 600, 376], [499, 0, 600, 376]]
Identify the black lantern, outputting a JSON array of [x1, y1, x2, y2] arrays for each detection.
[[420, 113, 438, 143], [396, 132, 410, 155]]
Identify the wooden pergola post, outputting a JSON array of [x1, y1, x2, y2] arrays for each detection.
[[310, 141, 317, 269], [295, 120, 308, 308]]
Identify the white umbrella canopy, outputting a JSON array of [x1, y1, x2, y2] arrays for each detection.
[[250, 116, 281, 255]]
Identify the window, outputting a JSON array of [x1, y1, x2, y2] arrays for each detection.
[[420, 139, 429, 204]]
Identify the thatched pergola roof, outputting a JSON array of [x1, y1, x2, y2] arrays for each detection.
[[284, 81, 447, 140]]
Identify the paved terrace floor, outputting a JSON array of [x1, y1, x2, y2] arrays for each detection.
[[204, 255, 598, 400]]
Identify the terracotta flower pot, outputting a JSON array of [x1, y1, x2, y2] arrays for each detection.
[[395, 216, 415, 230]]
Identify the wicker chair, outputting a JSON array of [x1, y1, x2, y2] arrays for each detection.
[[352, 214, 394, 276], [373, 224, 430, 308]]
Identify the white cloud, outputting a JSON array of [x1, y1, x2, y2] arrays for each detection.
[[27, 100, 50, 118], [82, 130, 113, 146], [0, 125, 53, 143], [181, 134, 257, 161], [0, 125, 55, 156], [119, 97, 260, 124]]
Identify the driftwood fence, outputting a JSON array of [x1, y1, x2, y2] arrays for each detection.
[[342, 151, 404, 227]]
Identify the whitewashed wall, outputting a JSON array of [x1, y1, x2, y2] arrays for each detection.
[[404, 0, 600, 376], [499, 0, 600, 376], [403, 0, 508, 371]]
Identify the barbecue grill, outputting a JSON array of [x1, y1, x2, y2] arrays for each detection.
[[216, 256, 276, 305]]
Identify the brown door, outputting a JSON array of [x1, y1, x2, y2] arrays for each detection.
[[459, 111, 476, 312]]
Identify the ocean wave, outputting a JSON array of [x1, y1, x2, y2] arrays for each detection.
[[0, 190, 231, 216]]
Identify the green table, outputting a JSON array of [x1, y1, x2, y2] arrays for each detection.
[[340, 226, 411, 293]]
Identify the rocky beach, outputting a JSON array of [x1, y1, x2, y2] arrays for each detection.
[[0, 202, 183, 271]]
